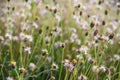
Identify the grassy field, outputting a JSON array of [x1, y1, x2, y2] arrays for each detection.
[[0, 0, 120, 80]]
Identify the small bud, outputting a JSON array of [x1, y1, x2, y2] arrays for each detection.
[[6, 50, 10, 55], [53, 9, 57, 14], [77, 4, 81, 8], [7, 6, 10, 10], [79, 11, 82, 16], [46, 26, 49, 30], [61, 43, 65, 48], [98, 0, 103, 5], [85, 31, 88, 36], [94, 29, 98, 36], [35, 17, 38, 21], [95, 40, 98, 43], [25, 0, 28, 2], [38, 29, 42, 34], [7, 0, 10, 2], [12, 7, 15, 11], [45, 5, 49, 9], [102, 20, 105, 25], [90, 22, 95, 28], [73, 11, 75, 15], [50, 32, 53, 36], [109, 33, 114, 39], [87, 15, 90, 18], [105, 10, 108, 15]]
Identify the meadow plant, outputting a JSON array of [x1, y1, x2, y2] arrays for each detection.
[[0, 0, 120, 80]]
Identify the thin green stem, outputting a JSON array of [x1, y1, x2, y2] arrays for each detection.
[[59, 49, 64, 80]]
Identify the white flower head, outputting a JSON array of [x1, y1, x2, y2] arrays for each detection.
[[6, 77, 14, 80], [79, 46, 89, 54], [5, 33, 12, 40], [78, 74, 87, 80], [33, 22, 38, 29], [26, 35, 33, 42], [29, 63, 36, 71], [24, 47, 31, 54]]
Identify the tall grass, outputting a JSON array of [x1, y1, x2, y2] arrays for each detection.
[[0, 0, 120, 80]]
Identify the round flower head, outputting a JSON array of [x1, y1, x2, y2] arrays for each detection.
[[10, 61, 16, 68], [72, 59, 77, 66], [90, 21, 95, 28], [6, 77, 14, 80], [52, 63, 58, 70], [78, 74, 87, 80], [29, 63, 36, 71], [109, 33, 114, 40], [42, 49, 48, 56], [19, 67, 26, 73]]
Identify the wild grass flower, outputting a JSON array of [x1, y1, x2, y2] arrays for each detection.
[[79, 46, 89, 55], [19, 67, 26, 73], [90, 21, 95, 28], [24, 47, 31, 54], [10, 61, 16, 68], [45, 36, 51, 44], [32, 22, 38, 29], [78, 74, 87, 80], [0, 0, 120, 79], [113, 54, 120, 61], [29, 63, 36, 71], [92, 65, 99, 73], [51, 63, 58, 70], [72, 59, 77, 66], [87, 57, 95, 64], [99, 65, 107, 73], [42, 49, 48, 56], [67, 63, 75, 72], [6, 77, 14, 80], [63, 59, 70, 68]]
